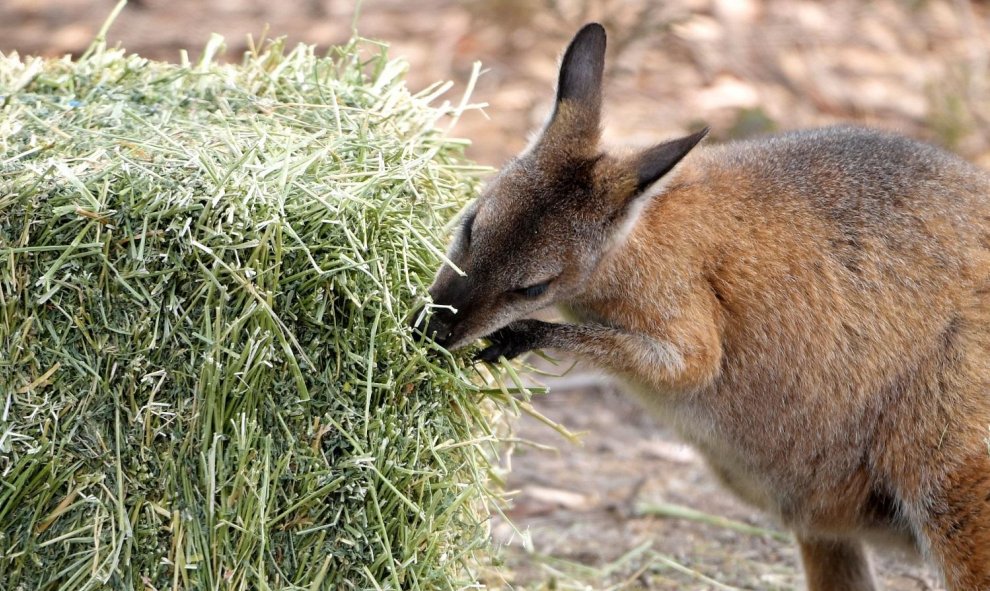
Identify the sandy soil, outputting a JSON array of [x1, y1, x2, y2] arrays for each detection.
[[3, 1, 988, 588]]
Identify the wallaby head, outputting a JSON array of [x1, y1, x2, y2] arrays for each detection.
[[424, 23, 707, 349]]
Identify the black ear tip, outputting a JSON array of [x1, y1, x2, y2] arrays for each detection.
[[677, 126, 710, 151], [579, 22, 606, 36], [574, 22, 607, 47], [633, 126, 712, 192]]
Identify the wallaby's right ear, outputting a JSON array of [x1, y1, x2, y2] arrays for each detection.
[[544, 23, 607, 145]]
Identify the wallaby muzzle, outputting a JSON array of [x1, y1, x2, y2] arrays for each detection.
[[409, 305, 457, 346], [421, 308, 457, 347], [411, 273, 475, 348]]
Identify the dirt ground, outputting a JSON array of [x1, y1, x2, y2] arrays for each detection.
[[3, 1, 989, 588]]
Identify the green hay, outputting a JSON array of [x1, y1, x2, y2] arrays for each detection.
[[0, 17, 519, 591]]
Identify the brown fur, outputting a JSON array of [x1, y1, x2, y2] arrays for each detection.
[[799, 538, 877, 591], [425, 23, 990, 589]]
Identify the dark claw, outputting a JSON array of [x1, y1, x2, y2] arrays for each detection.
[[474, 321, 547, 363], [474, 342, 514, 363]]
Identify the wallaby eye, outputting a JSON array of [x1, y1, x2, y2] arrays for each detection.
[[512, 281, 550, 298], [462, 212, 477, 244]]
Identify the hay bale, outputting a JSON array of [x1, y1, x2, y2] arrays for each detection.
[[0, 26, 509, 590]]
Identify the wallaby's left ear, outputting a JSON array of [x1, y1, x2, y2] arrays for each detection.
[[634, 127, 709, 193]]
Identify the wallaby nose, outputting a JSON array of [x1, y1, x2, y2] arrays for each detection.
[[409, 306, 454, 347], [427, 318, 454, 347]]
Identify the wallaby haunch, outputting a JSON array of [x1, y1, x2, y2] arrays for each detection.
[[423, 23, 990, 590]]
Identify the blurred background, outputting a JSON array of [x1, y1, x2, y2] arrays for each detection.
[[3, 1, 987, 588]]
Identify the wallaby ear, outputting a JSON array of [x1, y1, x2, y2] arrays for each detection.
[[633, 127, 709, 193], [544, 23, 606, 141], [555, 23, 607, 112]]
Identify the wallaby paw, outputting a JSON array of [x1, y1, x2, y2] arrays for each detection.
[[475, 320, 552, 362]]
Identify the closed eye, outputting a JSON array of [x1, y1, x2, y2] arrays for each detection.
[[462, 212, 477, 244], [512, 281, 551, 298]]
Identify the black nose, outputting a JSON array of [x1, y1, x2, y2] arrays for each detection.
[[409, 306, 454, 347]]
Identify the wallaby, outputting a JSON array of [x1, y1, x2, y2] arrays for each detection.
[[422, 23, 990, 590]]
